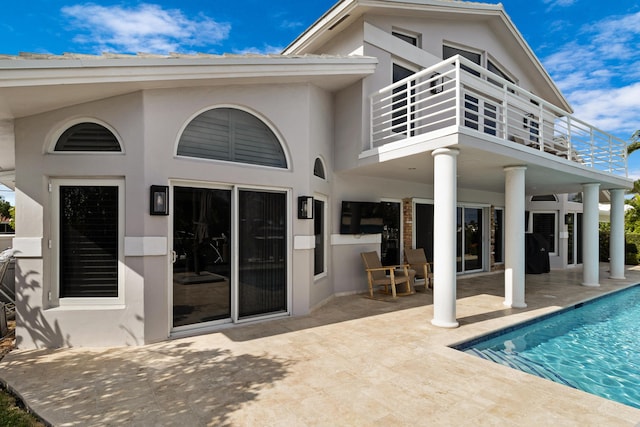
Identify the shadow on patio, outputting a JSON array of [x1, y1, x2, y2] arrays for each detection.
[[1, 264, 639, 425]]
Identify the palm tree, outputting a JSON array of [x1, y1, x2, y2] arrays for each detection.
[[625, 130, 640, 195], [627, 130, 640, 156]]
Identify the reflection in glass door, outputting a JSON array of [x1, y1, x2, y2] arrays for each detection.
[[172, 187, 231, 328], [567, 212, 583, 265], [457, 207, 483, 273], [415, 203, 434, 264], [381, 201, 401, 265]]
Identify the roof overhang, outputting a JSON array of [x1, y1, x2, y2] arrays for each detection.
[[283, 0, 572, 112], [350, 128, 633, 195], [0, 54, 378, 119]]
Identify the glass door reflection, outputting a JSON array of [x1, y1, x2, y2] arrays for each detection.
[[172, 187, 231, 328]]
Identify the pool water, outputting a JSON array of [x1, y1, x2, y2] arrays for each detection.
[[453, 285, 640, 409]]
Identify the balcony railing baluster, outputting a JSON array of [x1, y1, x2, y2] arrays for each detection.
[[369, 55, 627, 177]]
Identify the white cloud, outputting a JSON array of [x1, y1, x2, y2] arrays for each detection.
[[233, 45, 283, 55], [567, 83, 640, 135], [542, 11, 640, 137], [62, 3, 230, 54], [542, 0, 576, 11], [542, 0, 576, 5], [280, 20, 304, 30]]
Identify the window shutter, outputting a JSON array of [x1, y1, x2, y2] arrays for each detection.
[[55, 123, 121, 152], [59, 186, 119, 297], [178, 108, 286, 168]]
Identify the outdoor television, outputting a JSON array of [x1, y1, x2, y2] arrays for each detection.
[[340, 201, 384, 234]]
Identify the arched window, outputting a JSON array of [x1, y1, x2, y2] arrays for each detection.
[[54, 122, 121, 152], [531, 194, 557, 202], [177, 108, 287, 168], [313, 157, 326, 179]]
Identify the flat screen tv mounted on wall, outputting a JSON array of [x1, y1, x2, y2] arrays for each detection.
[[340, 201, 384, 234]]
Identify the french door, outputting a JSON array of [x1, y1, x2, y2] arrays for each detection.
[[457, 207, 484, 273], [172, 185, 287, 330]]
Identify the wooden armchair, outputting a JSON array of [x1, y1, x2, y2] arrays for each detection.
[[404, 248, 433, 290], [360, 251, 413, 298]]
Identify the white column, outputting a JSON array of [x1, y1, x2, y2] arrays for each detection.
[[582, 183, 600, 286], [609, 188, 625, 279], [431, 148, 459, 328], [504, 166, 527, 308]]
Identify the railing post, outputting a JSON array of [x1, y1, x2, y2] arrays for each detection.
[[567, 115, 573, 160], [369, 95, 374, 150], [455, 57, 461, 128], [502, 84, 508, 139], [407, 79, 413, 137], [539, 103, 545, 153], [590, 128, 595, 168]]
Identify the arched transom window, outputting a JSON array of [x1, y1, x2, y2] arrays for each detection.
[[177, 108, 287, 168], [54, 122, 121, 152]]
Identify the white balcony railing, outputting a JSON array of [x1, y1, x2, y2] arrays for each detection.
[[370, 55, 627, 176]]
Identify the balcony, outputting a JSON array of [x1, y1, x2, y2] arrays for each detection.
[[370, 55, 627, 176]]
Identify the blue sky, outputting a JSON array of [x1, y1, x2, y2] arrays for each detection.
[[1, 0, 639, 204]]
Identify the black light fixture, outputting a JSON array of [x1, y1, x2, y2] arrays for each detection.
[[298, 196, 314, 219], [150, 185, 169, 215]]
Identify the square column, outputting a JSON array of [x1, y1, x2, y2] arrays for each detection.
[[609, 188, 626, 279], [504, 166, 527, 308], [431, 148, 459, 328], [582, 183, 600, 286]]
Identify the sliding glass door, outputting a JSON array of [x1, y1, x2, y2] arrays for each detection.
[[172, 185, 287, 330], [172, 187, 231, 328], [406, 202, 487, 274], [238, 190, 287, 318]]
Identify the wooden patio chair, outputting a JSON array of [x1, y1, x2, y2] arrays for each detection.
[[404, 247, 433, 291], [360, 251, 413, 299]]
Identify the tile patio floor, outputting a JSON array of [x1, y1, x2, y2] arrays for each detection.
[[2, 264, 640, 426]]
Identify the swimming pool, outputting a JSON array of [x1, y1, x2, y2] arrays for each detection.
[[452, 285, 640, 409]]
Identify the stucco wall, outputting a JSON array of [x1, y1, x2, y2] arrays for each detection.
[[13, 82, 333, 348]]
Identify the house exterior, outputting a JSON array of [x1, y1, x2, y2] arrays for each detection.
[[0, 0, 631, 348]]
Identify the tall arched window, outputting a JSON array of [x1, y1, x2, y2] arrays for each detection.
[[177, 108, 287, 168], [54, 122, 121, 152]]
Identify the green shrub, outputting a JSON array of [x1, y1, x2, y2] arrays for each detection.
[[626, 240, 639, 265], [599, 225, 610, 261]]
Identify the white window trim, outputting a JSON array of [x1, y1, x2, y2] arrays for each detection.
[[314, 193, 328, 280], [391, 27, 421, 48], [50, 178, 125, 307]]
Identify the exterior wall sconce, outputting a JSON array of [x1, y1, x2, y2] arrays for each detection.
[[150, 185, 169, 215], [298, 196, 314, 219], [564, 213, 573, 225]]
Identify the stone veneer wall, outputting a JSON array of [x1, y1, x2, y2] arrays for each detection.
[[402, 198, 413, 252]]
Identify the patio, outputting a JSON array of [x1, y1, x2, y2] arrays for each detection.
[[2, 264, 640, 426]]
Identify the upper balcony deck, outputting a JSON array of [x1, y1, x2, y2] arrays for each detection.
[[370, 56, 627, 177]]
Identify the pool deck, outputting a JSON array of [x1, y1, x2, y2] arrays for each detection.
[[2, 264, 640, 426]]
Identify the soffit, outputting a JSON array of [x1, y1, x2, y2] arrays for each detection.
[[0, 55, 377, 119], [348, 131, 632, 195]]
